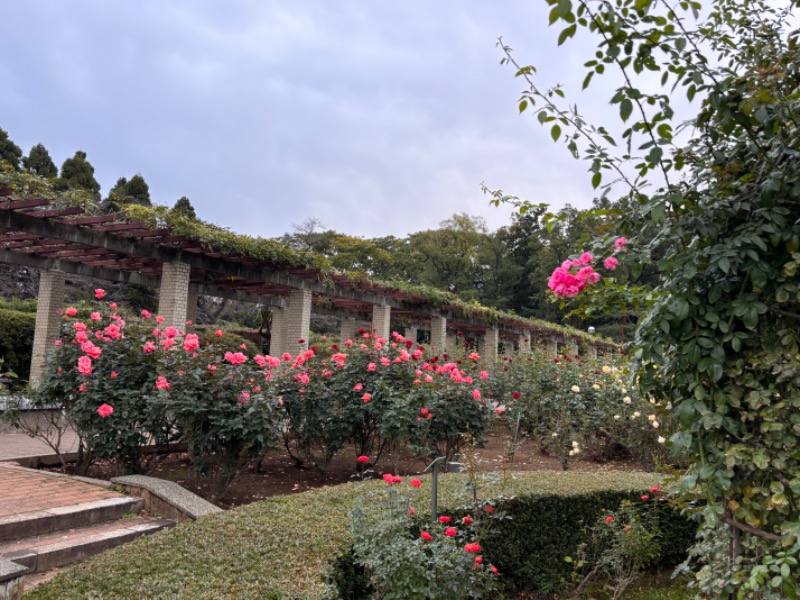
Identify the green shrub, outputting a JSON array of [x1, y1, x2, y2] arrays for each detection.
[[0, 308, 35, 384], [27, 472, 692, 600]]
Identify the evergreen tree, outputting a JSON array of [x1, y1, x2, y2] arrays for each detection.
[[0, 127, 23, 170], [58, 151, 101, 197], [173, 196, 197, 219], [101, 173, 151, 213], [22, 143, 57, 178]]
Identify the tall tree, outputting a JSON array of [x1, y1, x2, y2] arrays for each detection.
[[57, 150, 101, 197], [22, 143, 57, 178], [173, 196, 196, 218], [101, 173, 151, 213], [0, 127, 22, 170]]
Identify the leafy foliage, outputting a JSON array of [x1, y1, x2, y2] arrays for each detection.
[[496, 0, 800, 595], [0, 307, 35, 386]]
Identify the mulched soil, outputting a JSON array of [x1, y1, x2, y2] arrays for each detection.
[[46, 427, 643, 509]]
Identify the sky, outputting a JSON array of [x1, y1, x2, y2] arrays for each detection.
[[1, 1, 622, 239]]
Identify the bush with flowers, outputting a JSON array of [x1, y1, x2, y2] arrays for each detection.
[[486, 348, 674, 470], [33, 291, 281, 499], [349, 474, 500, 600], [568, 492, 663, 599]]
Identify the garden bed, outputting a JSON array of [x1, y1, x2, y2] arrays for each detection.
[[25, 471, 687, 599], [44, 426, 642, 508]]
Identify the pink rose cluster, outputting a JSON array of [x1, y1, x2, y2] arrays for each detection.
[[548, 238, 628, 298]]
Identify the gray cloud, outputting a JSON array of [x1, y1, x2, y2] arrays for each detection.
[[1, 1, 609, 239]]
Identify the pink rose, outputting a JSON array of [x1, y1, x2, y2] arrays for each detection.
[[94, 289, 106, 299], [96, 403, 114, 418], [604, 256, 619, 270]]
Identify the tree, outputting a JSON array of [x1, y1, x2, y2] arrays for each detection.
[[22, 143, 57, 178], [497, 0, 800, 595], [173, 196, 196, 219], [58, 150, 100, 197], [101, 173, 151, 213], [0, 127, 22, 170]]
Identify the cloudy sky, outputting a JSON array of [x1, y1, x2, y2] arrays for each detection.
[[2, 1, 618, 239]]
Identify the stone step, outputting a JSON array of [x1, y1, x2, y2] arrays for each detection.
[[0, 516, 175, 573], [0, 496, 142, 543]]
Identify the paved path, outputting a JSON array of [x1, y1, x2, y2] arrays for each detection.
[[0, 430, 80, 465], [0, 465, 120, 519]]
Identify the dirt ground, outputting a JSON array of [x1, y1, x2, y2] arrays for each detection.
[[51, 427, 643, 509]]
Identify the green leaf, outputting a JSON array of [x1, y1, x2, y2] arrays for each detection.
[[519, 99, 528, 113], [557, 24, 577, 46], [620, 98, 634, 122], [591, 172, 601, 189], [551, 124, 562, 142]]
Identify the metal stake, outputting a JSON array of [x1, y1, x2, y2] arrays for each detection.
[[424, 456, 445, 524]]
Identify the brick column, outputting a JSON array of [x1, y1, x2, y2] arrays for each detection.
[[568, 340, 579, 358], [185, 291, 198, 332], [339, 317, 357, 343], [517, 331, 530, 354], [29, 270, 66, 389], [446, 332, 458, 353], [430, 316, 447, 354], [158, 262, 191, 330], [502, 339, 514, 359], [371, 304, 391, 341], [269, 307, 287, 356], [285, 289, 312, 356], [482, 327, 499, 363], [404, 326, 419, 344]]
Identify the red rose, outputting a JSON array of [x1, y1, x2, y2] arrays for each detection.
[[357, 455, 369, 463], [420, 531, 432, 541], [438, 516, 451, 524], [445, 527, 457, 537], [410, 478, 421, 488]]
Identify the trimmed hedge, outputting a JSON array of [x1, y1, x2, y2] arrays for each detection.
[[27, 472, 695, 599], [0, 308, 35, 383]]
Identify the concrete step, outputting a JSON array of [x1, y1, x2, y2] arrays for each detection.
[[0, 496, 142, 543], [0, 516, 175, 573]]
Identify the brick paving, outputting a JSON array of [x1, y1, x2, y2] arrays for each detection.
[[0, 466, 121, 518]]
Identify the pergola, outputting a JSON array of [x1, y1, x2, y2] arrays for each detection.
[[0, 191, 611, 387]]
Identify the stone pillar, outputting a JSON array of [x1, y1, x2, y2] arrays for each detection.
[[519, 331, 531, 354], [269, 307, 287, 356], [29, 270, 65, 389], [158, 261, 191, 330], [482, 327, 499, 363], [447, 332, 458, 353], [568, 340, 579, 357], [549, 337, 559, 357], [502, 339, 514, 360], [339, 317, 357, 343], [405, 326, 419, 344], [185, 291, 198, 332], [372, 304, 391, 341], [589, 345, 598, 359], [286, 289, 312, 356], [430, 316, 447, 354]]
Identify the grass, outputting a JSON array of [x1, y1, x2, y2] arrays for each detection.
[[26, 471, 668, 600]]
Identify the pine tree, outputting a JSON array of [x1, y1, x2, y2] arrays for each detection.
[[58, 151, 101, 196], [173, 196, 196, 218], [22, 143, 57, 178], [0, 127, 23, 170]]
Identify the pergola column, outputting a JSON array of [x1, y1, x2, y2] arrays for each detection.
[[339, 317, 357, 343], [568, 340, 579, 357], [446, 331, 458, 353], [29, 270, 65, 389], [430, 316, 447, 354], [185, 291, 198, 332], [269, 307, 287, 356], [589, 345, 598, 359], [405, 325, 419, 344], [158, 261, 191, 330], [372, 304, 391, 341], [519, 331, 531, 354], [286, 289, 312, 356], [482, 327, 499, 363], [549, 337, 559, 357]]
